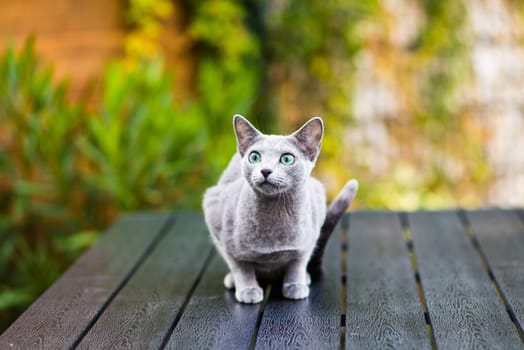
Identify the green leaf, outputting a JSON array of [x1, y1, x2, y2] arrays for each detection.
[[0, 290, 33, 310]]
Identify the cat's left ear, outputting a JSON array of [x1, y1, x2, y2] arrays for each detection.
[[233, 114, 261, 156], [292, 117, 324, 161]]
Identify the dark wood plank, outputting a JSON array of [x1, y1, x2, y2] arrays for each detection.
[[346, 211, 430, 349], [76, 212, 212, 349], [254, 219, 342, 349], [408, 211, 522, 349], [0, 213, 172, 349], [165, 252, 260, 349], [466, 209, 524, 331], [518, 209, 524, 223]]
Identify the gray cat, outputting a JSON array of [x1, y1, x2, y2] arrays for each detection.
[[203, 115, 358, 303]]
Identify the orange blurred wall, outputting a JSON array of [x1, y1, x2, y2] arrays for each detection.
[[0, 0, 195, 102]]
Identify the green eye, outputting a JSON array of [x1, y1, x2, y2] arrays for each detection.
[[248, 151, 261, 163], [280, 153, 295, 165]]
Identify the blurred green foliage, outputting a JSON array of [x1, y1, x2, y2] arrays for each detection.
[[125, 0, 174, 59], [81, 59, 205, 210], [0, 0, 261, 330], [0, 0, 501, 331], [187, 0, 266, 171], [258, 0, 491, 208], [0, 38, 95, 330]]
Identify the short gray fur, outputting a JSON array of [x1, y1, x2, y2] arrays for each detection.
[[203, 115, 357, 304], [408, 211, 522, 349], [346, 211, 430, 349]]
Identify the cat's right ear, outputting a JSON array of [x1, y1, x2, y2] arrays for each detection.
[[233, 114, 261, 157]]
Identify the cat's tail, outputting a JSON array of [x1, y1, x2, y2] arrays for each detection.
[[307, 179, 358, 278]]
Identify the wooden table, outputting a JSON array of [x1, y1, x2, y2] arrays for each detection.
[[1, 210, 523, 349]]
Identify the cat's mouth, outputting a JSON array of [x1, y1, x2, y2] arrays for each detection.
[[253, 178, 287, 195], [259, 179, 275, 188]]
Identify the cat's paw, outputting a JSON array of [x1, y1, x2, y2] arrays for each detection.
[[236, 287, 264, 304], [224, 273, 235, 289], [282, 283, 309, 300]]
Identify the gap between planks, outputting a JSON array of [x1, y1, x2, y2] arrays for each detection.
[[457, 210, 524, 343], [516, 209, 524, 224], [158, 247, 216, 349], [247, 285, 272, 350], [399, 212, 437, 350], [248, 216, 347, 350], [340, 214, 349, 350], [70, 213, 178, 350]]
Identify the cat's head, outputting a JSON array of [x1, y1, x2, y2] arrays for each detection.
[[233, 114, 323, 196]]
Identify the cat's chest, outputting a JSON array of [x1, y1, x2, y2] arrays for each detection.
[[230, 213, 318, 256], [231, 225, 310, 267], [240, 219, 302, 243], [221, 184, 323, 261]]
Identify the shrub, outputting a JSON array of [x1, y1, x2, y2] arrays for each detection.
[[0, 38, 95, 330], [80, 59, 206, 210], [0, 39, 214, 331]]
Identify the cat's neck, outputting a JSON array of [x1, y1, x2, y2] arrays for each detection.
[[250, 185, 306, 217]]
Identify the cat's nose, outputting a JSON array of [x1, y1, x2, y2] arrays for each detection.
[[261, 168, 272, 178]]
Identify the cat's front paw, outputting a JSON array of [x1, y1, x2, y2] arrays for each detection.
[[236, 287, 264, 304], [224, 272, 235, 289], [282, 283, 309, 300]]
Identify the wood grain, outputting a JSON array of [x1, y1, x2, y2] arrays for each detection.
[[0, 213, 172, 350], [3, 210, 523, 349], [408, 211, 522, 349], [466, 209, 524, 333], [164, 252, 261, 349], [254, 219, 342, 349], [75, 212, 213, 349], [346, 211, 430, 349]]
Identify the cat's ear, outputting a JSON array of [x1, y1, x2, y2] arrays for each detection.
[[233, 114, 261, 156], [292, 117, 324, 161]]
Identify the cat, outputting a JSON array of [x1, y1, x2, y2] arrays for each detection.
[[203, 115, 358, 303]]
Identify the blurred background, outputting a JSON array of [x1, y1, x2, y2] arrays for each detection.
[[1, 0, 523, 331]]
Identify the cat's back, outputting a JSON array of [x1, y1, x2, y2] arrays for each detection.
[[307, 176, 326, 204], [203, 154, 244, 236], [217, 153, 242, 185], [305, 176, 327, 222], [203, 154, 243, 211]]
